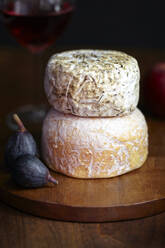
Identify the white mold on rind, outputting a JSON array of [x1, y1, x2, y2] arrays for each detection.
[[44, 49, 140, 117], [41, 108, 148, 179]]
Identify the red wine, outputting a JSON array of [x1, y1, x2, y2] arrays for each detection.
[[2, 3, 74, 53]]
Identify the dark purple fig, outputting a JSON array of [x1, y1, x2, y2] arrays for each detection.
[[5, 114, 38, 169], [11, 154, 58, 188]]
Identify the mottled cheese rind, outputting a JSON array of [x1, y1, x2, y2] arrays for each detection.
[[44, 49, 140, 117], [41, 108, 148, 179]]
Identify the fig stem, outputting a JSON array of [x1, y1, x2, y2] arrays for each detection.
[[13, 114, 27, 132], [48, 174, 58, 185]]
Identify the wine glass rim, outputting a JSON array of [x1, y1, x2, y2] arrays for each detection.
[[0, 0, 75, 15]]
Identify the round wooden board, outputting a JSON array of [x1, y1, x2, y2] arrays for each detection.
[[0, 156, 165, 222], [0, 118, 165, 222]]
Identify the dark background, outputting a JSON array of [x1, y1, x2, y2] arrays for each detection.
[[0, 0, 164, 49]]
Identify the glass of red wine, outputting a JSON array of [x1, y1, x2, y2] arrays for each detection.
[[0, 0, 75, 129]]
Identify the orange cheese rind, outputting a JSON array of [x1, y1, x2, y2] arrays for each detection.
[[42, 108, 148, 178]]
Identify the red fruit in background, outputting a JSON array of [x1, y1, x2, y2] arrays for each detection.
[[143, 63, 165, 117]]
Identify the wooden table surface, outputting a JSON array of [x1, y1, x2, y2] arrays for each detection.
[[0, 47, 165, 248]]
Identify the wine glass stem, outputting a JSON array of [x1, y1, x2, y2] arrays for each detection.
[[31, 52, 45, 105]]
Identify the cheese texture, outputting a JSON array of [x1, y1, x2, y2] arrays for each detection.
[[41, 108, 148, 179], [44, 50, 140, 117]]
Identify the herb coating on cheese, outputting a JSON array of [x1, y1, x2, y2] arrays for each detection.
[[45, 50, 140, 117]]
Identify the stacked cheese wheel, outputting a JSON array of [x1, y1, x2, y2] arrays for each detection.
[[42, 50, 148, 179]]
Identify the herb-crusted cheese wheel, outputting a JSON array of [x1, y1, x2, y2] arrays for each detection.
[[44, 50, 140, 117], [42, 108, 148, 179]]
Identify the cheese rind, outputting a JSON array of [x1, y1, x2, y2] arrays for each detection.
[[44, 49, 140, 117], [41, 108, 148, 178]]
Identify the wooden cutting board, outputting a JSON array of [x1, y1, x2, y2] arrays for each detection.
[[0, 120, 165, 222]]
